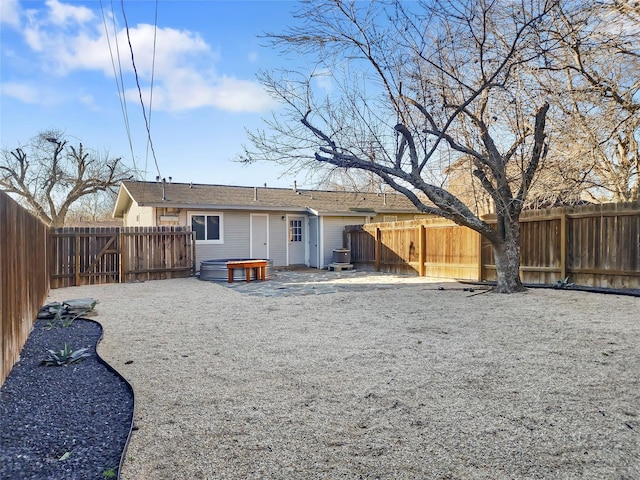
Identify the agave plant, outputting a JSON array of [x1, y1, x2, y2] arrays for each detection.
[[42, 344, 91, 366]]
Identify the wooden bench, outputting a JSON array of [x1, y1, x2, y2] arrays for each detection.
[[226, 260, 268, 283]]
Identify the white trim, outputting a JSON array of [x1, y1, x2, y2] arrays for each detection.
[[285, 214, 306, 266], [188, 211, 224, 244], [318, 216, 325, 269], [284, 214, 289, 265]]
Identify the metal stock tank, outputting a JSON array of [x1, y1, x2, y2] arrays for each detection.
[[199, 259, 273, 282]]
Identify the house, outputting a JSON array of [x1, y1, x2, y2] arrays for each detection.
[[112, 180, 425, 269]]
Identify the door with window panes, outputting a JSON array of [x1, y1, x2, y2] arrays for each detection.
[[288, 216, 305, 265]]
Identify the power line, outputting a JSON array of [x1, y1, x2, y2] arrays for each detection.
[[144, 0, 159, 180], [120, 0, 162, 179], [99, 0, 137, 173]]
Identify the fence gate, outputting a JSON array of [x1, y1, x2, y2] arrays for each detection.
[[50, 227, 195, 288]]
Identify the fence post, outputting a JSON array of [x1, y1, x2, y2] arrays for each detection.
[[560, 213, 567, 280], [119, 231, 125, 283], [419, 224, 426, 277], [74, 233, 81, 286], [477, 231, 483, 281], [191, 231, 197, 276], [375, 227, 381, 272]]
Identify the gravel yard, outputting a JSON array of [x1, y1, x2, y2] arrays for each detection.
[[46, 273, 640, 479]]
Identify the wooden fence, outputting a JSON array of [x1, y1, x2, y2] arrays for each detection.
[[50, 227, 196, 288], [1, 191, 50, 385], [345, 201, 640, 289]]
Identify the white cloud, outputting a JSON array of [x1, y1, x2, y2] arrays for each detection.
[[14, 0, 275, 114], [0, 0, 21, 28], [1, 82, 38, 103], [0, 81, 67, 107], [79, 93, 97, 109], [247, 51, 259, 63], [311, 68, 333, 93], [126, 74, 276, 113], [45, 0, 94, 26]]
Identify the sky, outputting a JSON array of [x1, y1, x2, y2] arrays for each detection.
[[0, 0, 310, 189]]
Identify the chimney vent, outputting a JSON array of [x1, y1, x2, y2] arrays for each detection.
[[254, 186, 258, 201]]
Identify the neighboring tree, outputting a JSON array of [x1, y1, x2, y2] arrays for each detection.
[[0, 130, 134, 227], [242, 0, 555, 292], [65, 190, 119, 225], [541, 1, 640, 202]]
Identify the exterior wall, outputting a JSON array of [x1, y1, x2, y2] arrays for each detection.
[[192, 211, 249, 269], [321, 216, 368, 268], [123, 201, 155, 227], [190, 210, 291, 270], [121, 201, 403, 270], [269, 215, 288, 266], [154, 207, 185, 227]]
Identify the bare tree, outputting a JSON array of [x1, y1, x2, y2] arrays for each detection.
[[0, 130, 134, 227], [541, 1, 640, 202], [242, 0, 556, 292], [65, 190, 119, 224]]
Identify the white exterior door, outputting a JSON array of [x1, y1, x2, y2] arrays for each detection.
[[250, 214, 269, 259], [287, 216, 306, 265], [308, 216, 320, 268]]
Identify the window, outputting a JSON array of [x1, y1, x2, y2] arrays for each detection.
[[383, 215, 398, 223], [289, 219, 302, 242], [189, 212, 223, 243]]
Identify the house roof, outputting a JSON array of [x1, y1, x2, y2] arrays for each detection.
[[113, 181, 423, 218]]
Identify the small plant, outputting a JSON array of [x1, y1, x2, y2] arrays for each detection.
[[42, 344, 91, 366], [554, 276, 574, 289], [58, 310, 85, 328], [59, 451, 72, 461], [41, 299, 98, 328], [102, 468, 116, 479]]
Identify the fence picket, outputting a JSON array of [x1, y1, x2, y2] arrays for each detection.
[[346, 202, 640, 288], [50, 226, 195, 287]]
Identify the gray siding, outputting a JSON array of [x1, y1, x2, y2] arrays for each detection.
[[321, 216, 367, 268], [193, 212, 250, 270], [268, 215, 287, 266], [193, 210, 291, 270]]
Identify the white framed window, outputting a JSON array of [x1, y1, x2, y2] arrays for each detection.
[[188, 212, 223, 244], [383, 215, 398, 222]]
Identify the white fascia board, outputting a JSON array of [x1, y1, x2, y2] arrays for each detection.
[[137, 203, 307, 213], [112, 183, 133, 218], [311, 210, 377, 217]]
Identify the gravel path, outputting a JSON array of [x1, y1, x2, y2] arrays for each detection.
[[44, 273, 640, 479]]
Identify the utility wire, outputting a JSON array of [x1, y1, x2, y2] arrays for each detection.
[[144, 0, 159, 180], [99, 0, 137, 172], [120, 0, 162, 179]]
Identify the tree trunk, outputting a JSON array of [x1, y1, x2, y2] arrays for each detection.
[[492, 221, 525, 293]]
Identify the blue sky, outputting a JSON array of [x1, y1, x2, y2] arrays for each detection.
[[0, 0, 307, 188]]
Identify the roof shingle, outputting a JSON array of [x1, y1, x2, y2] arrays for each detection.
[[118, 181, 421, 215]]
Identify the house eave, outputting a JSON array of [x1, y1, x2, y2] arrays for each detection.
[[112, 183, 134, 218], [137, 202, 309, 213]]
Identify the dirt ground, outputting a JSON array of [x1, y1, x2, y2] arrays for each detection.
[[47, 273, 640, 479]]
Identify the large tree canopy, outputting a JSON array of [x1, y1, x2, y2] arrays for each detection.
[[243, 0, 557, 292], [0, 130, 135, 227], [541, 1, 640, 202]]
